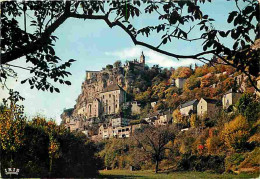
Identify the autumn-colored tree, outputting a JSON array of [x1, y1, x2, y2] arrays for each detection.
[[132, 126, 175, 173], [222, 115, 250, 152], [190, 114, 199, 128], [183, 75, 201, 91], [0, 102, 25, 153], [135, 87, 152, 103], [171, 67, 192, 79], [172, 109, 183, 124], [0, 92, 26, 170], [48, 136, 60, 175], [200, 73, 217, 88], [194, 65, 209, 77], [222, 77, 235, 91], [205, 135, 223, 155]]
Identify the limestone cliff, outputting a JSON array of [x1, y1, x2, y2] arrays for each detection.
[[61, 53, 146, 124]]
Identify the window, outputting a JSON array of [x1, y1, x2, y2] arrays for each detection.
[[115, 104, 118, 108], [103, 95, 104, 99], [201, 106, 202, 109], [109, 94, 111, 98], [126, 128, 129, 131]]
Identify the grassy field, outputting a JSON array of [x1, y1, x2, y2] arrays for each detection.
[[99, 169, 259, 179]]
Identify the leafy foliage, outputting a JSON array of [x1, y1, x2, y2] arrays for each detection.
[[1, 0, 259, 94], [222, 115, 250, 152], [0, 113, 100, 177], [236, 93, 260, 122]]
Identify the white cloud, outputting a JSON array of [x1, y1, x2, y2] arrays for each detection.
[[105, 46, 202, 68], [105, 47, 142, 59]]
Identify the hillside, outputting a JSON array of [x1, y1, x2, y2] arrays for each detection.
[[61, 52, 257, 129]]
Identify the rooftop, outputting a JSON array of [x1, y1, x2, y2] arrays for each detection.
[[203, 98, 220, 104], [101, 84, 124, 93], [180, 99, 199, 108], [224, 88, 241, 95]]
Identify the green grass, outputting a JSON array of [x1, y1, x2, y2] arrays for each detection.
[[98, 169, 259, 179]]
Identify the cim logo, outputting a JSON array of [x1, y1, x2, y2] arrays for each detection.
[[5, 168, 20, 175]]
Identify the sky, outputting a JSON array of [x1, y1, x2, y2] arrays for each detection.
[[0, 1, 257, 124]]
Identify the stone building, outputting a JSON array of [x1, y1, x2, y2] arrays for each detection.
[[175, 78, 187, 89], [86, 70, 99, 80], [222, 89, 242, 109], [151, 101, 157, 108], [155, 111, 171, 126], [130, 101, 141, 114], [179, 99, 199, 116], [197, 98, 221, 117], [111, 117, 129, 128], [98, 124, 113, 139], [68, 118, 83, 132], [60, 108, 73, 124], [100, 84, 125, 115], [124, 52, 145, 71], [144, 111, 159, 125], [113, 126, 131, 138]]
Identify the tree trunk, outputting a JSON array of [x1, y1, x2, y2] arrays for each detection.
[[155, 160, 159, 173]]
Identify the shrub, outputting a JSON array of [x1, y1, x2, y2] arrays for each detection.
[[236, 93, 260, 122], [177, 155, 225, 173], [238, 147, 260, 169], [225, 153, 245, 172], [222, 115, 250, 152]]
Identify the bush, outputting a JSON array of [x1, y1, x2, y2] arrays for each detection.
[[225, 153, 245, 172], [222, 115, 250, 152], [236, 93, 260, 122], [238, 147, 260, 169], [177, 154, 225, 173]]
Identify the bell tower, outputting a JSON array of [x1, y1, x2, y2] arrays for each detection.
[[140, 51, 145, 64]]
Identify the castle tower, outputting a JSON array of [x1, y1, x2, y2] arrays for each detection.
[[140, 51, 145, 64]]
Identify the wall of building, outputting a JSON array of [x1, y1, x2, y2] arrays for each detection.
[[111, 118, 129, 127], [180, 105, 194, 116], [113, 126, 131, 138], [175, 78, 187, 89], [100, 89, 124, 115], [197, 99, 208, 116], [131, 102, 141, 114], [155, 114, 171, 126], [222, 93, 242, 109], [86, 71, 99, 80]]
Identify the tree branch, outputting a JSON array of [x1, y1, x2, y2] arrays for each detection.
[[69, 13, 216, 61], [1, 2, 71, 65]]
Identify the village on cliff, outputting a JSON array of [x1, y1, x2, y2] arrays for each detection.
[[61, 52, 260, 142]]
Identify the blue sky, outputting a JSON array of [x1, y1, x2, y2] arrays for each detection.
[[0, 1, 257, 124]]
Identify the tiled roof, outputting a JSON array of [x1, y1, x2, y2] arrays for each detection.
[[203, 98, 220, 104], [224, 89, 240, 95], [180, 99, 198, 108], [101, 84, 124, 93]]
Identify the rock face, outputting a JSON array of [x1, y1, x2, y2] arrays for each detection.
[[61, 53, 146, 131]]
